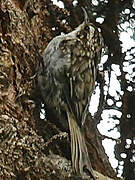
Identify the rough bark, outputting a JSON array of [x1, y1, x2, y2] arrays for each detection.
[[0, 0, 122, 179]]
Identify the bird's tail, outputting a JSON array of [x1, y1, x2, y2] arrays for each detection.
[[67, 112, 95, 179]]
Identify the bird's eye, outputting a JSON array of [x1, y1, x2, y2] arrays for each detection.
[[84, 25, 90, 31]]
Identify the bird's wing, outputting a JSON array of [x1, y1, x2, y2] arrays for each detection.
[[60, 38, 95, 127]]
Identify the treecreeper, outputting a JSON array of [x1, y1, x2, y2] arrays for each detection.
[[38, 9, 104, 179]]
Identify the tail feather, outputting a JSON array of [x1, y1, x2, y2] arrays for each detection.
[[67, 112, 95, 179]]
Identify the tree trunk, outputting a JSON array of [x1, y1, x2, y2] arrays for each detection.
[[0, 0, 122, 179]]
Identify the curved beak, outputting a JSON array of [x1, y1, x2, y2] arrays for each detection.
[[82, 7, 89, 24]]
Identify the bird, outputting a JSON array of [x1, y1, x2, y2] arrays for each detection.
[[38, 8, 104, 179]]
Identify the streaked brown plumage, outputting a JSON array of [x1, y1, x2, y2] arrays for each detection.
[[38, 9, 104, 179]]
